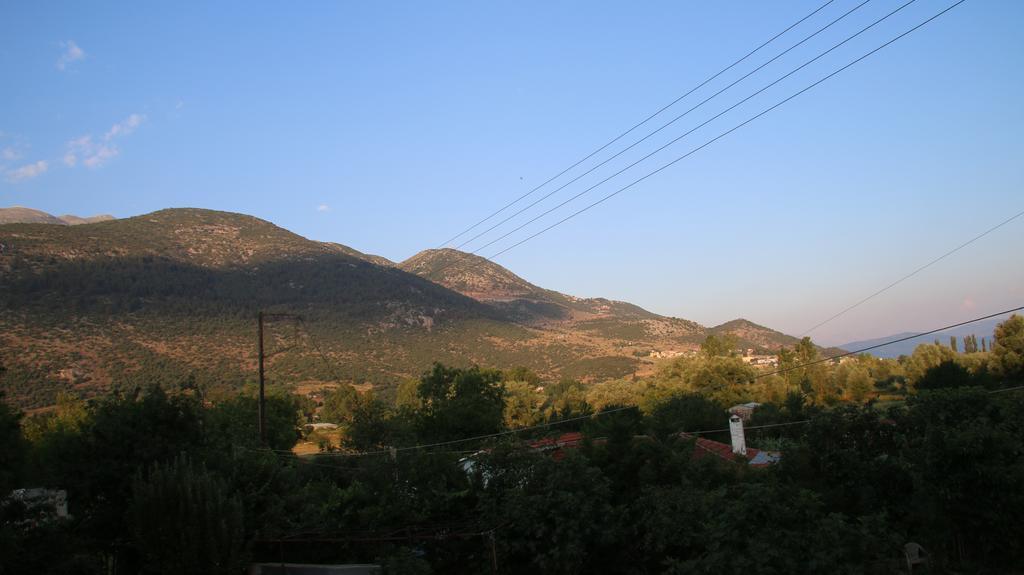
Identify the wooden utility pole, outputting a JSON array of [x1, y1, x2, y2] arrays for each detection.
[[258, 311, 266, 444], [257, 311, 302, 445], [489, 530, 498, 574]]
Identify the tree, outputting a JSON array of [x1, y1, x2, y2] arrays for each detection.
[[916, 360, 974, 390], [778, 338, 832, 404], [543, 378, 591, 419], [0, 394, 26, 495], [586, 378, 648, 411], [415, 364, 506, 443], [394, 378, 422, 412], [479, 453, 614, 574], [687, 357, 756, 406], [842, 365, 874, 403], [646, 394, 724, 440], [905, 343, 956, 387], [963, 334, 979, 354], [345, 391, 407, 450], [900, 388, 1024, 566], [700, 334, 737, 358], [990, 314, 1024, 383], [16, 387, 210, 549], [671, 483, 897, 573], [320, 383, 360, 427], [130, 455, 246, 574], [950, 336, 959, 353], [204, 391, 301, 452], [0, 362, 24, 493], [504, 366, 541, 387], [503, 380, 545, 428]]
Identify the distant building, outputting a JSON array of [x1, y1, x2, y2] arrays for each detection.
[[305, 422, 339, 432], [649, 349, 689, 359], [740, 355, 778, 367]]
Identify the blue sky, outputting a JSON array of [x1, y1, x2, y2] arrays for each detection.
[[1, 1, 1022, 346]]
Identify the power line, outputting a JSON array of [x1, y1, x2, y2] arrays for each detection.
[[412, 0, 990, 370], [438, 0, 838, 248], [758, 305, 1023, 379], [487, 0, 956, 259], [308, 405, 639, 458], [412, 1, 968, 335], [799, 208, 1024, 336], [296, 318, 351, 387], [684, 420, 814, 436], [683, 382, 1024, 439], [989, 385, 1024, 395], [286, 305, 1019, 459], [455, 0, 875, 251]]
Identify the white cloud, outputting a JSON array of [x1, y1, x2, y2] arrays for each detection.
[[64, 114, 145, 169], [316, 204, 331, 212], [57, 40, 85, 70], [65, 136, 119, 169], [64, 135, 90, 167], [6, 160, 48, 182], [105, 113, 144, 139], [83, 144, 118, 168], [1, 146, 21, 161]]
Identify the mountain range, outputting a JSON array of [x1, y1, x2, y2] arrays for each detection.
[[837, 316, 1005, 359], [1, 207, 811, 409], [0, 206, 115, 226]]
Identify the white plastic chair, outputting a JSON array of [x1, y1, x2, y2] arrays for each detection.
[[904, 542, 928, 573]]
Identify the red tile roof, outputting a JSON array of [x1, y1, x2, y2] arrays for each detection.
[[528, 432, 585, 461], [526, 431, 780, 466], [680, 434, 778, 467]]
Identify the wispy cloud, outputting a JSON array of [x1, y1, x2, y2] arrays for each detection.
[[961, 297, 976, 312], [65, 114, 145, 169], [1, 146, 21, 162], [105, 113, 144, 139], [316, 204, 331, 212], [83, 144, 118, 168], [57, 40, 85, 71], [6, 160, 48, 182]]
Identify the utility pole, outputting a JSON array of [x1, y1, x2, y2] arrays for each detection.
[[258, 311, 266, 444], [257, 311, 302, 445], [489, 530, 498, 574]]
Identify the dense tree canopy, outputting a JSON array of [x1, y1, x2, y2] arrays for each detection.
[[4, 314, 1024, 573]]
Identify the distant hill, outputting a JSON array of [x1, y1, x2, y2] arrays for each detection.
[[0, 206, 115, 226], [324, 242, 394, 267], [399, 248, 660, 324], [0, 207, 68, 226], [1, 207, 811, 409], [57, 214, 116, 225], [709, 318, 802, 350], [0, 209, 502, 407], [838, 316, 1007, 358]]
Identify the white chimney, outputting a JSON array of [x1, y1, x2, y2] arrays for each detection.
[[729, 414, 746, 456]]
